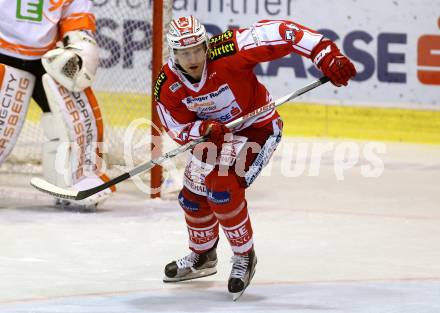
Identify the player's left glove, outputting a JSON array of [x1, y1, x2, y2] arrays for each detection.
[[311, 39, 357, 87]]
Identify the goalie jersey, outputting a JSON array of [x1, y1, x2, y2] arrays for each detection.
[[0, 0, 95, 60], [155, 20, 324, 145]]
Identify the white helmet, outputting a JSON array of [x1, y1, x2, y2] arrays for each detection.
[[167, 16, 208, 62]]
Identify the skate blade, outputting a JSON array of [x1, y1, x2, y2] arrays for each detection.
[[232, 290, 245, 301], [163, 268, 217, 283], [230, 265, 257, 301]]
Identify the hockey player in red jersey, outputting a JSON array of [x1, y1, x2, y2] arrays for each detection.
[[154, 16, 356, 300]]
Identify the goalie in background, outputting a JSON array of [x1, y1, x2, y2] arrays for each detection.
[[0, 0, 115, 211], [154, 16, 356, 300]]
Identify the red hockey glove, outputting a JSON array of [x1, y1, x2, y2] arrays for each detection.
[[311, 40, 357, 87], [199, 120, 231, 149]]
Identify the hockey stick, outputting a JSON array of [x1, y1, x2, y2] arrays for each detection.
[[30, 76, 330, 200]]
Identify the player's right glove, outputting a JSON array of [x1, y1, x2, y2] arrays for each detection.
[[311, 39, 357, 87], [199, 120, 231, 150]]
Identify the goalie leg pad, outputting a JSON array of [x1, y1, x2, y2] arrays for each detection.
[[0, 64, 35, 165], [43, 73, 105, 183], [42, 74, 115, 206], [41, 112, 72, 187]]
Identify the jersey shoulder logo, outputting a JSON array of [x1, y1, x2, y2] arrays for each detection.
[[209, 30, 234, 45], [208, 41, 237, 61], [208, 30, 237, 61], [153, 71, 168, 101], [283, 23, 302, 45]]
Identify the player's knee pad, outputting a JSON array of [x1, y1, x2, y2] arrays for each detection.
[[178, 187, 219, 253], [0, 64, 35, 165], [205, 168, 253, 254], [178, 187, 213, 222], [205, 168, 245, 214]]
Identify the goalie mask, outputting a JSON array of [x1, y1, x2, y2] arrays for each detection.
[[167, 15, 208, 64], [42, 31, 99, 92]]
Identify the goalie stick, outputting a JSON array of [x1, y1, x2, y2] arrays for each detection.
[[30, 76, 330, 200]]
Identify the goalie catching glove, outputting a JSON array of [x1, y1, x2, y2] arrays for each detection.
[[312, 39, 357, 87], [41, 30, 99, 92]]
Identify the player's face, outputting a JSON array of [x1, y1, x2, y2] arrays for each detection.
[[174, 43, 207, 80]]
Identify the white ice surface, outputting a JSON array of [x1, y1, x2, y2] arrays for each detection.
[[1, 138, 440, 313]]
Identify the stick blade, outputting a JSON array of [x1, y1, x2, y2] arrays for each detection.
[[30, 177, 78, 200]]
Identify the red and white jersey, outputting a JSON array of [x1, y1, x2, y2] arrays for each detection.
[[155, 20, 323, 145], [0, 0, 95, 60]]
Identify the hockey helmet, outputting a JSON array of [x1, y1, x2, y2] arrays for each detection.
[[167, 16, 208, 61]]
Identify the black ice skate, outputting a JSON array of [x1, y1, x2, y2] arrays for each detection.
[[163, 240, 218, 282], [228, 249, 257, 301]]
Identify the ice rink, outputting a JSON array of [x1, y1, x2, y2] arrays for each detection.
[[1, 138, 440, 313]]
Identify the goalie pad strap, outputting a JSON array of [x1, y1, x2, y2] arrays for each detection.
[[0, 64, 35, 164]]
